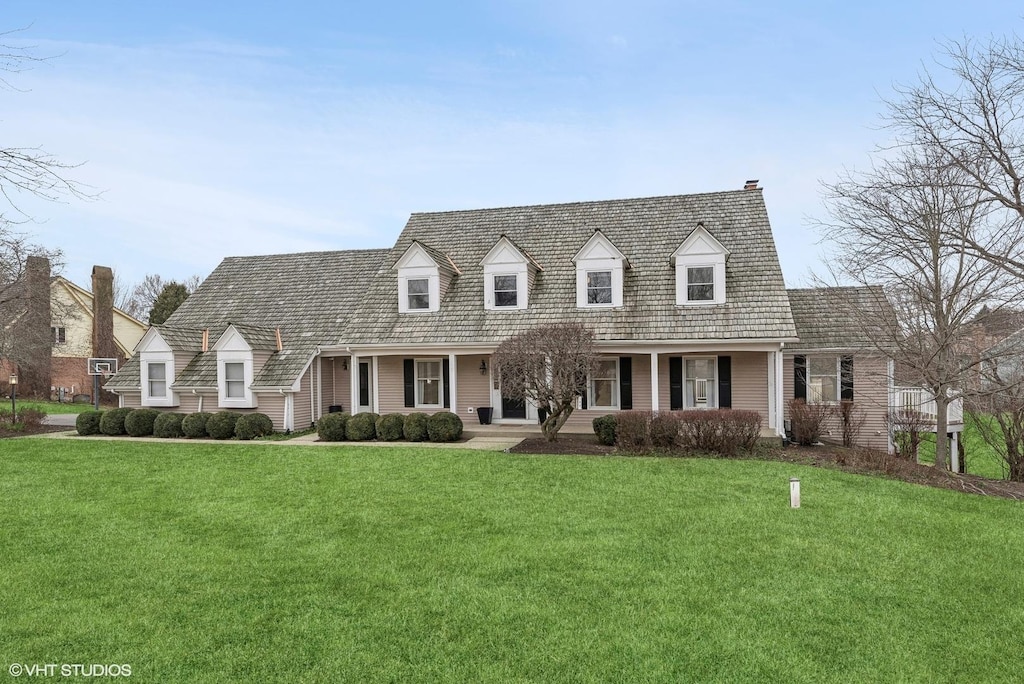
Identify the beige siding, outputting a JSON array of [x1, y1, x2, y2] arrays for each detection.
[[320, 357, 335, 413], [177, 393, 216, 413], [293, 368, 313, 430], [122, 392, 142, 409], [173, 352, 195, 378], [456, 354, 492, 416], [255, 392, 287, 431], [783, 352, 890, 451], [377, 355, 410, 414], [562, 354, 650, 429], [731, 352, 769, 416]]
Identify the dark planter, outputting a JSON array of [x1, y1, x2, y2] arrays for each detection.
[[538, 408, 549, 424], [328, 404, 344, 413], [476, 407, 493, 425]]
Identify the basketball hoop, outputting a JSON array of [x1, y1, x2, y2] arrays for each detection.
[[87, 358, 119, 410]]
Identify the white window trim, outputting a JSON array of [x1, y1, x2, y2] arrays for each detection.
[[414, 358, 444, 408], [684, 264, 716, 303], [683, 356, 718, 409], [218, 351, 256, 408], [485, 269, 528, 310], [807, 355, 841, 404], [141, 352, 176, 407], [398, 272, 440, 314], [590, 357, 620, 409], [576, 262, 623, 308]]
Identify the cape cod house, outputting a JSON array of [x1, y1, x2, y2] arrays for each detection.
[[105, 185, 910, 450]]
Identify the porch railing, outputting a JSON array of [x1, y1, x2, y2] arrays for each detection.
[[893, 386, 964, 425]]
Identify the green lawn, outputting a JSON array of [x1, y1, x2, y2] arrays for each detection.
[[2, 440, 1023, 682], [916, 414, 1008, 479], [9, 400, 98, 415]]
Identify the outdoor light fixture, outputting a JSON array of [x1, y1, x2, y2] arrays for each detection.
[[9, 374, 17, 421], [342, 359, 348, 371], [479, 361, 487, 375]]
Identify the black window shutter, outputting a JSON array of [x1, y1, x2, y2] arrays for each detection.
[[718, 355, 732, 409], [403, 359, 415, 408], [619, 357, 632, 410], [581, 387, 588, 410], [669, 357, 683, 410], [443, 358, 451, 408], [359, 362, 370, 407], [841, 355, 854, 401], [794, 355, 807, 400]]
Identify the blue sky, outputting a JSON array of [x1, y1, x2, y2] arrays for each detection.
[[3, 2, 1022, 292]]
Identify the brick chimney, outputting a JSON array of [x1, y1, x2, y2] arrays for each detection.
[[91, 266, 117, 360], [744, 179, 760, 190], [20, 256, 51, 398]]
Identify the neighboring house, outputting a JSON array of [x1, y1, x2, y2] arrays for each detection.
[[49, 276, 147, 397], [105, 185, 924, 450]]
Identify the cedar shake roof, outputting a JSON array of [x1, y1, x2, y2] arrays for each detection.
[[104, 354, 141, 390], [173, 352, 218, 389], [349, 189, 797, 344], [786, 286, 892, 351]]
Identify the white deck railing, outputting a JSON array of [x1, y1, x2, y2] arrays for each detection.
[[893, 386, 964, 425]]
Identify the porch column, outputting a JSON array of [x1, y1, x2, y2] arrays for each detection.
[[767, 351, 777, 433], [448, 353, 458, 414], [350, 355, 359, 414], [314, 357, 322, 421], [650, 352, 660, 411], [372, 356, 380, 413], [774, 350, 784, 435]]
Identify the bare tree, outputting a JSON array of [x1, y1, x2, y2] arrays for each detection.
[[969, 336, 1024, 481], [492, 323, 597, 441], [817, 148, 1020, 470], [886, 34, 1024, 278], [113, 272, 202, 322]]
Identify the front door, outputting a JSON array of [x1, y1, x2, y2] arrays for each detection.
[[502, 394, 526, 419]]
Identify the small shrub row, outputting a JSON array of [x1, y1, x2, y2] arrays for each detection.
[[77, 408, 275, 440], [316, 411, 463, 443], [593, 410, 763, 456]]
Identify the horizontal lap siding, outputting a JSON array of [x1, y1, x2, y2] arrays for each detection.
[[457, 354, 491, 417], [731, 352, 769, 416], [121, 392, 142, 409], [563, 354, 650, 429], [319, 358, 334, 416], [783, 353, 890, 451], [293, 368, 313, 430], [254, 393, 287, 431], [376, 356, 411, 414], [177, 393, 216, 413]]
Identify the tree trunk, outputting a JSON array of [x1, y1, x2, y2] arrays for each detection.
[[934, 394, 949, 471], [542, 403, 573, 441]]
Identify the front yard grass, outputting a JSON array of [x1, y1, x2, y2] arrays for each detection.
[[1, 439, 1022, 682], [8, 400, 98, 415]]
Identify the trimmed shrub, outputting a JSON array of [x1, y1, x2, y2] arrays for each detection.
[[76, 410, 105, 436], [99, 407, 133, 436], [376, 413, 406, 441], [236, 413, 274, 441], [592, 414, 617, 446], [346, 412, 379, 441], [206, 411, 240, 440], [14, 408, 45, 430], [677, 409, 762, 456], [317, 412, 349, 441], [182, 412, 212, 439], [403, 413, 429, 442], [125, 409, 160, 437], [650, 411, 683, 450], [427, 411, 463, 442], [616, 411, 652, 453], [153, 412, 186, 439]]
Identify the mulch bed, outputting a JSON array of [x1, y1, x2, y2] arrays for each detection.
[[509, 437, 1024, 500], [0, 424, 72, 439]]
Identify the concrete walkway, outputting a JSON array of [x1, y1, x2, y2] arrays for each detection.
[[42, 414, 78, 427]]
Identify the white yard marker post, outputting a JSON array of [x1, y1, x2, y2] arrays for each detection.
[[790, 478, 801, 509]]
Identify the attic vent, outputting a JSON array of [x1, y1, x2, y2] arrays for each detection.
[[744, 179, 759, 190]]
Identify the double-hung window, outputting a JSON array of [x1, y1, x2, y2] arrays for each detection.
[[686, 266, 714, 302], [493, 275, 518, 308], [224, 362, 245, 399], [416, 360, 442, 407], [51, 327, 66, 345], [591, 359, 618, 408], [148, 363, 167, 398], [407, 278, 430, 310], [685, 358, 716, 408], [586, 271, 613, 305], [808, 356, 839, 403]]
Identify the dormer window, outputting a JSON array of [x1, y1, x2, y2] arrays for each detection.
[[407, 278, 430, 310], [395, 241, 460, 314], [493, 275, 518, 307], [573, 231, 628, 309], [587, 271, 613, 304], [212, 324, 259, 408], [147, 362, 167, 398], [224, 362, 245, 398], [481, 236, 540, 311], [672, 225, 729, 306], [135, 326, 181, 407], [686, 266, 714, 302]]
